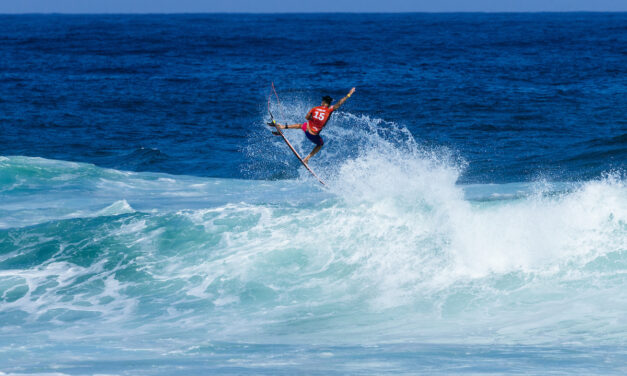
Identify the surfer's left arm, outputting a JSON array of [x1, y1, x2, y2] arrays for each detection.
[[332, 87, 356, 110]]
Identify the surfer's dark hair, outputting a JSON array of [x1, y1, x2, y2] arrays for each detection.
[[322, 95, 333, 104]]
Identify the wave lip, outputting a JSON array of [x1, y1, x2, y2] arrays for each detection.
[[0, 155, 322, 229]]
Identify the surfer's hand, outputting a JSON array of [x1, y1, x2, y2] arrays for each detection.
[[348, 87, 356, 96]]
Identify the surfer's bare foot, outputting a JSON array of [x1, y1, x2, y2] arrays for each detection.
[[303, 157, 310, 164]]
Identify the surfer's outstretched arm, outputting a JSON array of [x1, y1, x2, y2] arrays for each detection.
[[332, 87, 356, 110]]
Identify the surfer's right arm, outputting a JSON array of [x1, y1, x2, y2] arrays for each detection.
[[332, 87, 356, 110]]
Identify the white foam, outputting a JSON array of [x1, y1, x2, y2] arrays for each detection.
[[93, 200, 135, 217]]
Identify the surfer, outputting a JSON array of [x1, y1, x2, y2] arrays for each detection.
[[269, 87, 356, 164]]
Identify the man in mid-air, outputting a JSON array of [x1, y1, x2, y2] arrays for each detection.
[[269, 87, 356, 164]]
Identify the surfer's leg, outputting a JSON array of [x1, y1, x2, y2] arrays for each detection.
[[303, 130, 324, 164], [269, 122, 303, 136], [284, 123, 302, 129], [268, 121, 301, 129], [303, 145, 322, 164]]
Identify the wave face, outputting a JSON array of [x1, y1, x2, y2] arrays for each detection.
[[1, 146, 625, 348], [2, 103, 627, 373]]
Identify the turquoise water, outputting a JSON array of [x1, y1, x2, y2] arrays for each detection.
[[1, 132, 625, 373]]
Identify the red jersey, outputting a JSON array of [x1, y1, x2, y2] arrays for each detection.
[[307, 105, 335, 134]]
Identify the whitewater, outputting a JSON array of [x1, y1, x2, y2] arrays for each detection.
[[1, 110, 625, 374]]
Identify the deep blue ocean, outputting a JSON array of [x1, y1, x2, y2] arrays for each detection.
[[1, 13, 626, 375]]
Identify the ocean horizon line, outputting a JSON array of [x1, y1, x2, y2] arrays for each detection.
[[1, 10, 626, 16]]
